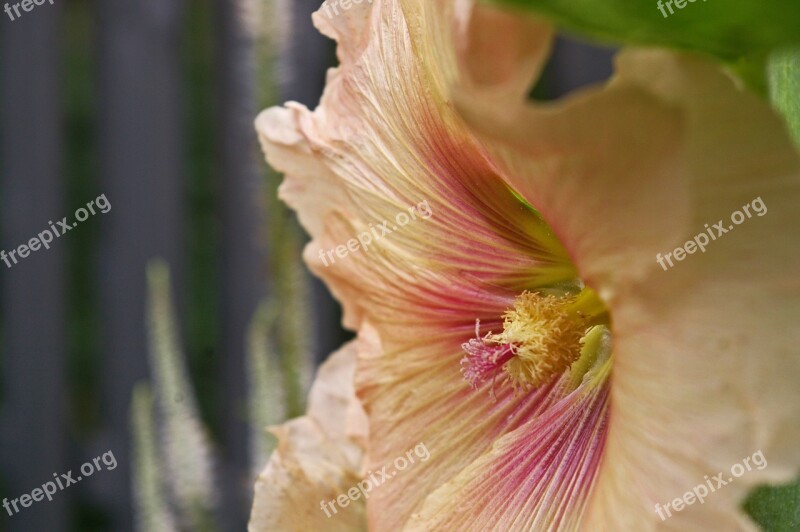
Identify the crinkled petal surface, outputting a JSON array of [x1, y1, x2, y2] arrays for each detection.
[[254, 0, 800, 530], [249, 343, 367, 531]]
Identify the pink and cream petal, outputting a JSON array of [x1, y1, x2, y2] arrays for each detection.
[[453, 24, 800, 530], [255, 1, 568, 332], [406, 356, 610, 531], [357, 316, 582, 530]]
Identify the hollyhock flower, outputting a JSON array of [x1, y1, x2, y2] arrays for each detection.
[[251, 0, 800, 530]]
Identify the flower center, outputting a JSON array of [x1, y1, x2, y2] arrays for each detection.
[[462, 289, 607, 391]]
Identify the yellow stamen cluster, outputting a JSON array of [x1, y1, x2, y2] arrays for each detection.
[[487, 291, 589, 389]]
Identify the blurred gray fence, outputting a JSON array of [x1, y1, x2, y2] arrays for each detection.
[[0, 1, 337, 530]]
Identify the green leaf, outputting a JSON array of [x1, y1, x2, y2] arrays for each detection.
[[769, 47, 800, 148], [744, 476, 800, 531], [490, 0, 800, 60]]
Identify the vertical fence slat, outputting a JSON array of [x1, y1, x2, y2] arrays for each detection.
[[0, 4, 68, 532], [97, 0, 186, 528], [549, 36, 615, 97], [214, 0, 265, 527], [284, 0, 342, 366]]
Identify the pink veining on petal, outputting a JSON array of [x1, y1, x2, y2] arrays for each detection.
[[461, 320, 514, 390], [409, 374, 610, 530]]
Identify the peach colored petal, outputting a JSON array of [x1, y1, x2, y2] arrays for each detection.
[[257, 0, 800, 529], [314, 0, 375, 66], [256, 1, 604, 529], [457, 2, 552, 99], [454, 67, 688, 295], [255, 0, 567, 330], [249, 343, 367, 531], [454, 24, 800, 532], [584, 55, 800, 531], [255, 13, 586, 529]]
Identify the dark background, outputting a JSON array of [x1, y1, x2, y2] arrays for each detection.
[[0, 0, 612, 530]]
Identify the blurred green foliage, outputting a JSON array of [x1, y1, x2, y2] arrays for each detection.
[[745, 476, 800, 532], [62, 0, 224, 528], [769, 48, 800, 148], [184, 0, 222, 437], [65, 3, 111, 529], [490, 0, 800, 60], [254, 2, 315, 419], [66, 0, 101, 435]]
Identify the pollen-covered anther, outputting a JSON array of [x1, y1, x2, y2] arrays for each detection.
[[489, 291, 589, 389]]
